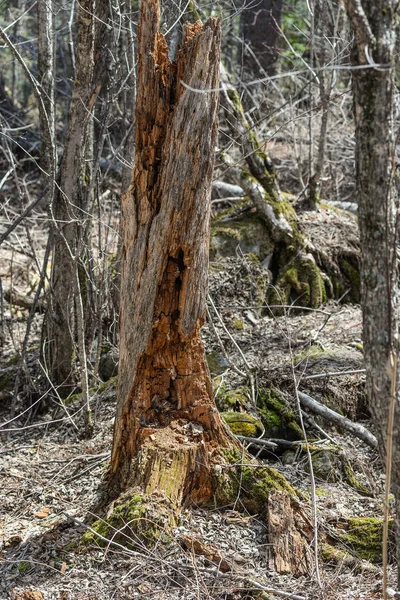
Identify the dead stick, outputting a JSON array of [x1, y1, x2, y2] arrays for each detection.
[[298, 391, 377, 448]]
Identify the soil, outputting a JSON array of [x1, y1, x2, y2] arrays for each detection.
[[0, 202, 396, 599]]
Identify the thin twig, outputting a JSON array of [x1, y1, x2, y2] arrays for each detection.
[[302, 368, 365, 380]]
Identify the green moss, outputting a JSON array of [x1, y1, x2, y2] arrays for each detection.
[[82, 494, 167, 549], [213, 450, 302, 512], [212, 199, 251, 223], [283, 444, 372, 494], [210, 210, 274, 260], [215, 385, 250, 412], [308, 450, 341, 482], [342, 457, 372, 496], [339, 258, 361, 303], [340, 517, 393, 563], [321, 543, 348, 563], [232, 318, 244, 330], [268, 250, 327, 311], [245, 252, 261, 264], [294, 344, 328, 363], [64, 390, 82, 404], [221, 411, 263, 437], [97, 376, 117, 395], [257, 387, 303, 439]]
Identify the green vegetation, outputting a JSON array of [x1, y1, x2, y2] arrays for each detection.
[[213, 448, 302, 512], [221, 411, 263, 437], [82, 493, 172, 549], [339, 517, 394, 563], [257, 387, 303, 439], [268, 250, 327, 311]]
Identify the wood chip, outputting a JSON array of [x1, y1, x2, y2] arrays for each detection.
[[34, 507, 50, 518]]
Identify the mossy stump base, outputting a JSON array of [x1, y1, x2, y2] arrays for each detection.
[[87, 441, 312, 576]]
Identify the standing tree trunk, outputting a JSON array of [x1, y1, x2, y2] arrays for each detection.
[[343, 0, 400, 587], [43, 0, 108, 399], [106, 3, 311, 575], [37, 0, 55, 173], [240, 0, 283, 80], [109, 0, 234, 503]]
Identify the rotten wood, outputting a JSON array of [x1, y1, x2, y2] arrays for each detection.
[[110, 0, 237, 503], [267, 490, 312, 576]]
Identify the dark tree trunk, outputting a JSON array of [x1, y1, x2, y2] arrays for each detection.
[[240, 0, 283, 79], [343, 0, 400, 587], [109, 0, 235, 503]]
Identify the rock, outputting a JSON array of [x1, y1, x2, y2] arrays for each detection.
[[206, 351, 229, 376], [99, 348, 119, 382], [210, 207, 274, 261], [221, 411, 263, 437]]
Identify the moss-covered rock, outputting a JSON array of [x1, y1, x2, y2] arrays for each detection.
[[221, 411, 263, 437], [213, 447, 302, 512], [282, 443, 371, 493], [216, 385, 303, 440], [215, 385, 251, 412], [210, 206, 274, 261], [338, 517, 394, 563], [257, 387, 303, 440], [307, 449, 341, 482]]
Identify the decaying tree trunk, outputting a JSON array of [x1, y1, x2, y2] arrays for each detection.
[[109, 0, 233, 504], [107, 1, 311, 576]]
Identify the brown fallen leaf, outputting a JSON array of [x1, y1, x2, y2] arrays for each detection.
[[34, 508, 50, 519], [60, 561, 67, 575]]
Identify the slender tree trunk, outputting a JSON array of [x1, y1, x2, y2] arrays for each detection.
[[343, 0, 400, 586], [109, 0, 235, 502], [37, 0, 55, 172], [43, 0, 107, 394]]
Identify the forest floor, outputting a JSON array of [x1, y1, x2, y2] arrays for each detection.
[[0, 201, 396, 599]]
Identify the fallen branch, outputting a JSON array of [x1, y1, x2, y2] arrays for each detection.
[[302, 369, 365, 380], [298, 391, 377, 448], [236, 435, 278, 450]]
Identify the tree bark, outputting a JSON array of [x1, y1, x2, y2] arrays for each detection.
[[109, 0, 236, 503], [343, 0, 400, 586], [43, 0, 108, 395], [37, 0, 55, 172]]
